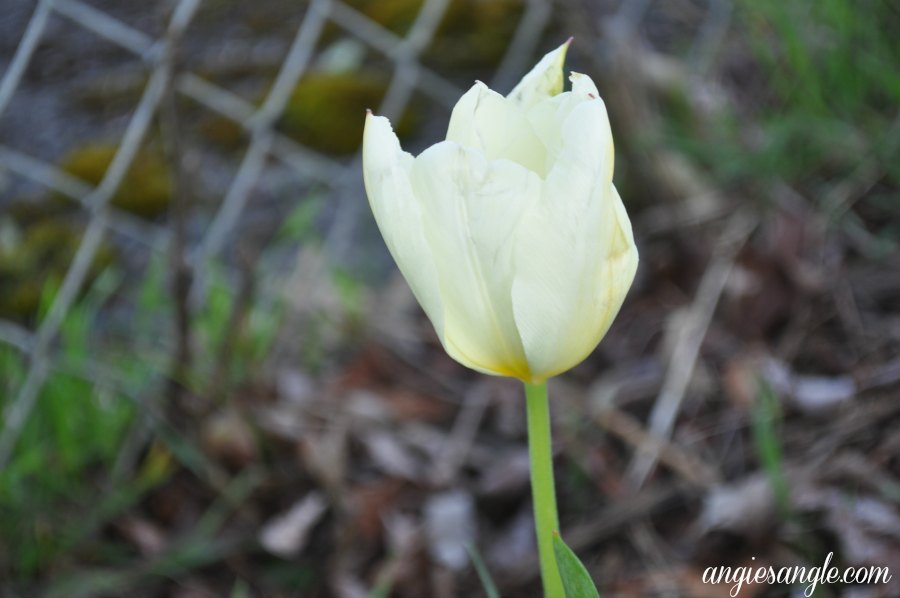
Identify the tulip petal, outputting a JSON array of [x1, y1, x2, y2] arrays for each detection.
[[446, 82, 548, 175], [507, 40, 570, 109], [566, 73, 614, 180], [363, 113, 445, 341], [511, 87, 636, 380], [525, 72, 612, 175], [512, 184, 637, 380], [410, 141, 542, 378], [543, 74, 613, 196]]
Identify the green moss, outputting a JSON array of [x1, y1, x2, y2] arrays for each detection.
[[346, 0, 525, 69], [196, 71, 419, 156], [74, 72, 148, 113], [429, 0, 525, 69], [4, 197, 62, 228], [347, 0, 423, 36], [348, 0, 524, 68], [196, 117, 246, 151], [277, 71, 418, 155], [0, 216, 115, 323], [57, 143, 172, 219]]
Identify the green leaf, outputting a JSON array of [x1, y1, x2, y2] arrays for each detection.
[[552, 532, 599, 598], [465, 543, 500, 598]]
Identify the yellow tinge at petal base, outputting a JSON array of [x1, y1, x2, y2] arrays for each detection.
[[362, 41, 638, 382]]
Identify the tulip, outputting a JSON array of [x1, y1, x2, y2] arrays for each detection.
[[362, 41, 638, 384], [363, 41, 637, 597]]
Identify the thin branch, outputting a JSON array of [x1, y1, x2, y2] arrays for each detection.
[[625, 211, 757, 490], [158, 17, 194, 404]]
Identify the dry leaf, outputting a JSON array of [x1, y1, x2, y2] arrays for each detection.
[[424, 490, 476, 571], [259, 491, 328, 558]]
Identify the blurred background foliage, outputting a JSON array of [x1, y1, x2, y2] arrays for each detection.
[[685, 0, 900, 189], [0, 0, 898, 596]]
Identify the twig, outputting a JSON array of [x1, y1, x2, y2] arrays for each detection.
[[431, 381, 491, 485], [861, 356, 900, 392], [596, 406, 721, 488], [625, 211, 756, 490], [627, 522, 676, 592], [158, 20, 194, 405], [567, 483, 696, 549], [208, 250, 256, 402]]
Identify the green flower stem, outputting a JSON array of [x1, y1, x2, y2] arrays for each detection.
[[524, 380, 564, 597]]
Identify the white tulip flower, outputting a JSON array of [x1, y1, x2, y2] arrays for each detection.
[[362, 41, 638, 383]]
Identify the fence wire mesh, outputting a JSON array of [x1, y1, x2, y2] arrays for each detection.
[[0, 0, 558, 467]]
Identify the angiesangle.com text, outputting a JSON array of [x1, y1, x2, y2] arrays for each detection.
[[702, 553, 892, 597]]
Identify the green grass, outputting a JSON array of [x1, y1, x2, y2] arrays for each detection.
[[466, 543, 500, 598], [751, 381, 791, 520], [0, 192, 331, 585], [0, 273, 137, 578], [667, 0, 900, 197]]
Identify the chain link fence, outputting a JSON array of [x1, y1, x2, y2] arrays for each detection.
[[0, 0, 566, 465]]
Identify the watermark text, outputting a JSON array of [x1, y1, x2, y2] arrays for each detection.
[[702, 553, 892, 597]]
